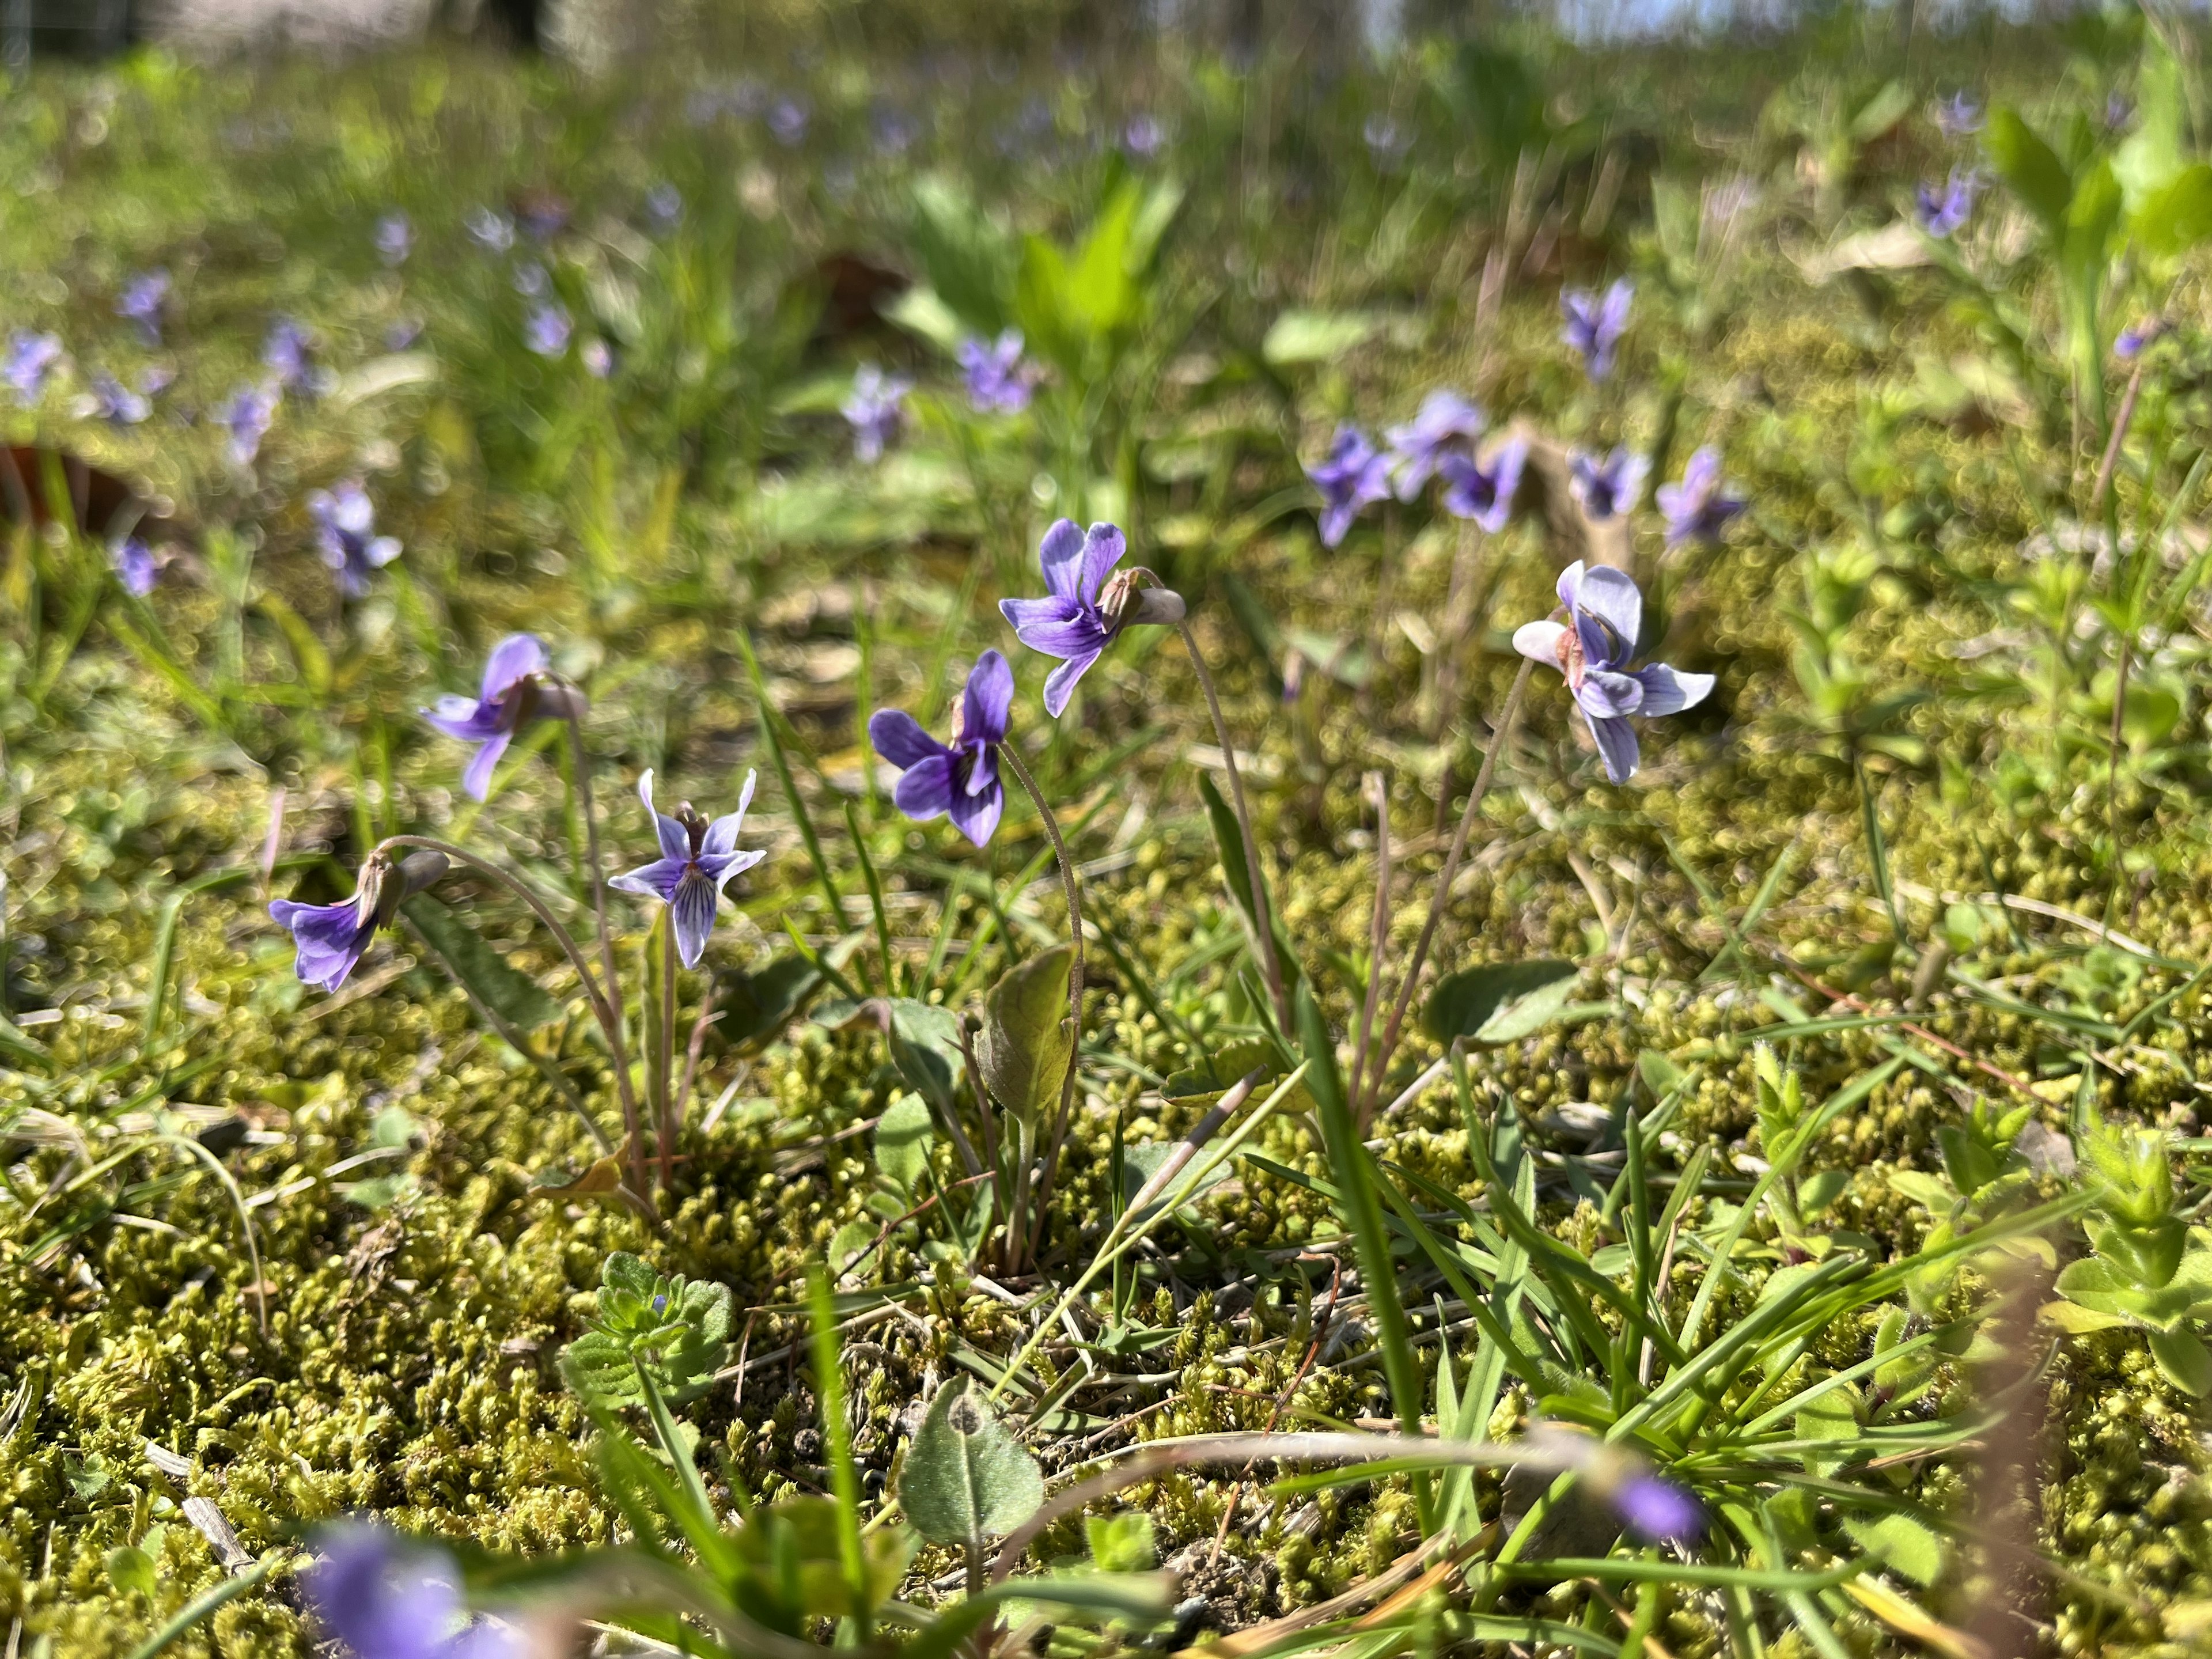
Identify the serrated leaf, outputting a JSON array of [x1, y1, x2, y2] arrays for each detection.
[[1422, 960, 1578, 1047], [976, 946, 1073, 1127], [899, 1379, 1044, 1547], [560, 1251, 734, 1408]]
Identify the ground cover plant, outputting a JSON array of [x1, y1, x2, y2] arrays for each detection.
[[13, 3, 2212, 1654]]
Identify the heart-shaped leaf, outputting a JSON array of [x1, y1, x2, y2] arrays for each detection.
[[899, 1379, 1044, 1547]]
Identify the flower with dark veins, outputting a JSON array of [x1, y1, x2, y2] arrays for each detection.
[[304, 1520, 521, 1659], [869, 650, 1012, 847], [1438, 438, 1528, 533], [309, 480, 402, 597], [1385, 391, 1484, 501], [422, 634, 582, 801], [1656, 446, 1744, 547], [999, 519, 1185, 717], [270, 850, 448, 994], [1513, 560, 1714, 783], [1306, 426, 1393, 548], [1567, 446, 1650, 522], [1560, 279, 1632, 381], [609, 770, 766, 967]]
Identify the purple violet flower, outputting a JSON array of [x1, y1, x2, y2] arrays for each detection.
[[999, 520, 1186, 718], [1513, 560, 1713, 783], [959, 330, 1035, 415], [1656, 447, 1744, 547], [873, 105, 920, 157], [1386, 392, 1485, 501], [581, 339, 613, 378], [467, 207, 516, 253], [1934, 93, 1983, 138], [422, 634, 581, 801], [1123, 115, 1164, 158], [80, 372, 149, 426], [2118, 317, 2168, 361], [1567, 447, 1650, 522], [309, 480, 402, 597], [1439, 438, 1528, 533], [117, 270, 170, 345], [645, 183, 683, 231], [768, 96, 812, 146], [1915, 169, 1978, 238], [1560, 279, 1633, 382], [221, 382, 281, 467], [1613, 1474, 1704, 1544], [1306, 426, 1393, 548], [111, 537, 157, 596], [304, 1521, 520, 1659], [386, 317, 425, 352], [608, 770, 766, 968], [3, 331, 62, 403], [842, 365, 911, 463], [869, 650, 1012, 847], [524, 303, 573, 358], [376, 213, 412, 266], [270, 850, 448, 994], [264, 317, 325, 394]]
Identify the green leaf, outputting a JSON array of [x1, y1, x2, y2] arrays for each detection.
[[403, 894, 561, 1031], [1086, 1513, 1157, 1573], [1842, 1513, 1944, 1586], [1847, 79, 1912, 145], [718, 954, 823, 1053], [887, 999, 966, 1117], [2149, 1328, 2212, 1396], [1262, 309, 1381, 368], [106, 1543, 158, 1599], [875, 1093, 936, 1195], [2115, 35, 2189, 208], [559, 1251, 734, 1408], [909, 175, 1014, 335], [1984, 108, 2072, 233], [1797, 1169, 1849, 1216], [899, 1378, 1044, 1547], [2131, 164, 2212, 257], [1161, 1039, 1282, 1100], [1422, 960, 1579, 1046], [976, 945, 1073, 1126]]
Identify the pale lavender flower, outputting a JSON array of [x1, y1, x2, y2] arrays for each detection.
[[581, 339, 613, 378], [1439, 438, 1528, 533], [271, 853, 448, 994], [264, 317, 325, 393], [768, 96, 812, 146], [376, 213, 412, 266], [138, 363, 175, 399], [1122, 115, 1164, 158], [1307, 426, 1393, 548], [524, 303, 573, 358], [3, 331, 62, 403], [111, 537, 157, 596], [386, 317, 425, 352], [79, 372, 149, 426], [1385, 391, 1484, 501], [609, 770, 765, 968], [512, 262, 548, 298], [1567, 447, 1650, 522], [1933, 93, 1983, 138], [1656, 447, 1743, 547], [516, 196, 569, 242], [842, 365, 911, 463], [309, 480, 402, 597], [117, 270, 170, 345], [304, 1520, 518, 1658], [959, 331, 1034, 415], [1915, 169, 1978, 237], [467, 207, 516, 253], [221, 382, 280, 467], [1560, 280, 1633, 381], [999, 520, 1185, 718], [644, 183, 683, 232], [1513, 560, 1713, 783], [1614, 1475, 1703, 1544], [869, 650, 1012, 847], [422, 634, 579, 801]]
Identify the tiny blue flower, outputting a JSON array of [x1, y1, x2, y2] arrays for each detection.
[[1915, 169, 1978, 237], [999, 520, 1185, 718], [645, 183, 683, 231], [842, 365, 911, 463], [1123, 115, 1164, 158], [1385, 392, 1484, 501], [2118, 317, 2168, 361], [768, 96, 812, 146], [271, 852, 447, 994], [873, 105, 920, 157], [1560, 280, 1633, 382], [1513, 560, 1714, 784], [264, 317, 326, 394], [1306, 426, 1393, 548], [610, 770, 766, 968], [1656, 447, 1743, 548], [309, 480, 402, 597], [1613, 1474, 1704, 1544], [422, 635, 577, 801], [1933, 92, 1983, 138], [869, 650, 1012, 847], [386, 317, 425, 352], [111, 537, 157, 596], [80, 372, 149, 426], [221, 382, 281, 468]]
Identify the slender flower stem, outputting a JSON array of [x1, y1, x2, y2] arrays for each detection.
[[565, 708, 649, 1202], [995, 739, 1085, 1263], [658, 916, 678, 1193], [1357, 655, 1536, 1124], [1177, 619, 1290, 1033]]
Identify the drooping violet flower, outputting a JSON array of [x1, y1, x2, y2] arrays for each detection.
[[524, 303, 573, 358], [117, 270, 170, 345], [2118, 317, 2169, 361], [1656, 447, 1744, 547], [376, 212, 412, 266], [768, 96, 812, 146], [581, 339, 613, 378], [3, 331, 62, 403], [1567, 447, 1650, 522], [422, 634, 582, 801], [1306, 426, 1393, 548], [1914, 169, 1978, 237], [959, 331, 1035, 415], [869, 650, 1012, 847], [270, 850, 448, 994], [1513, 560, 1713, 783], [1439, 438, 1528, 533], [304, 1520, 521, 1659], [1613, 1474, 1705, 1544], [221, 382, 281, 467], [1560, 279, 1633, 382], [1385, 392, 1484, 501], [79, 372, 149, 426], [1933, 92, 1983, 138], [264, 317, 325, 394], [1123, 115, 1164, 158], [609, 770, 766, 968], [644, 183, 683, 232], [842, 365, 911, 463], [111, 537, 157, 596], [999, 519, 1186, 718], [309, 480, 402, 597], [467, 207, 515, 253]]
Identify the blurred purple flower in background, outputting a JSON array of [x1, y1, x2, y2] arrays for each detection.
[[423, 634, 576, 801], [1307, 426, 1393, 548], [2118, 317, 2168, 360], [1560, 279, 1632, 381], [117, 270, 171, 345], [1568, 447, 1650, 521], [516, 196, 569, 242], [309, 480, 402, 597], [581, 339, 613, 378], [1385, 391, 1484, 500], [1440, 439, 1528, 533], [3, 331, 62, 403], [264, 317, 327, 394], [1657, 447, 1744, 547], [376, 212, 412, 266], [1933, 92, 1983, 137], [81, 372, 150, 426], [1122, 114, 1164, 158], [271, 854, 448, 995], [870, 650, 1012, 847], [843, 365, 911, 463], [512, 262, 548, 298], [111, 537, 157, 596], [999, 519, 1184, 717], [221, 382, 280, 467], [610, 770, 766, 968], [960, 330, 1034, 414], [768, 96, 812, 146], [644, 183, 683, 231], [1613, 1474, 1705, 1544], [2106, 90, 2133, 132], [524, 303, 573, 358], [386, 317, 425, 352], [467, 207, 515, 253], [1514, 560, 1713, 783], [872, 105, 921, 157], [304, 1521, 517, 1658], [1915, 169, 1978, 237]]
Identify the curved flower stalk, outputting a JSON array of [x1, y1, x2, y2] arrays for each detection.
[[1513, 561, 1714, 783], [306, 1522, 523, 1659], [998, 520, 1185, 717], [869, 650, 1010, 847], [422, 634, 584, 802], [270, 849, 449, 993], [610, 770, 765, 970]]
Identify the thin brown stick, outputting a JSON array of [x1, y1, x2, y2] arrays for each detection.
[[2091, 359, 2146, 511], [1349, 772, 1392, 1113]]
